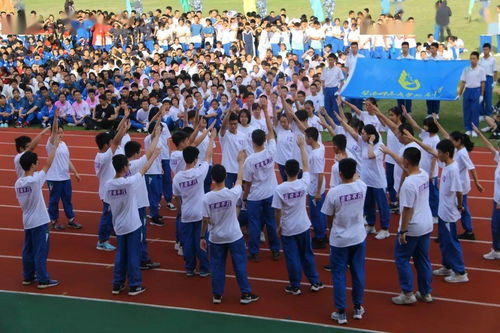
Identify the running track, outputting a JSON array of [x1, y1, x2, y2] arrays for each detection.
[[0, 128, 499, 333]]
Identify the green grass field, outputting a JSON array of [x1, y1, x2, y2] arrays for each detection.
[[17, 1, 500, 143]]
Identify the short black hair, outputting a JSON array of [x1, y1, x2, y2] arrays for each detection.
[[295, 110, 308, 121], [211, 164, 226, 183], [422, 117, 438, 134], [436, 139, 455, 158], [363, 124, 379, 144], [483, 43, 491, 49], [450, 131, 474, 152], [95, 132, 113, 150], [398, 123, 414, 136], [332, 134, 346, 151], [470, 51, 480, 58], [183, 146, 199, 164], [304, 127, 319, 141], [229, 112, 239, 121], [339, 158, 357, 180], [284, 159, 300, 177], [15, 136, 31, 153], [403, 147, 421, 166], [112, 154, 129, 173], [172, 131, 188, 147], [19, 151, 38, 171], [252, 129, 266, 146], [124, 141, 141, 158]]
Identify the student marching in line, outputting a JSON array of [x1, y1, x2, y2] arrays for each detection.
[[243, 107, 280, 262], [173, 129, 216, 277], [106, 148, 161, 296], [321, 158, 367, 325], [304, 126, 328, 249], [407, 136, 470, 283], [472, 125, 500, 260], [274, 100, 301, 183], [94, 114, 130, 251], [16, 134, 61, 289], [338, 111, 390, 240], [45, 113, 82, 231], [381, 146, 434, 304], [201, 152, 260, 305], [272, 135, 324, 295], [14, 127, 51, 178]]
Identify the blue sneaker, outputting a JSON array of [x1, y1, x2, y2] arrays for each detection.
[[38, 279, 60, 289], [96, 241, 116, 251]]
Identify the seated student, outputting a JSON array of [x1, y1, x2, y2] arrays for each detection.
[[37, 98, 57, 128], [93, 95, 118, 129], [14, 127, 51, 178], [201, 157, 259, 305], [70, 91, 95, 129], [106, 149, 161, 296], [272, 136, 324, 295], [321, 158, 367, 325], [16, 135, 61, 289], [173, 131, 216, 277], [0, 94, 13, 127], [135, 99, 151, 132], [54, 93, 73, 125], [9, 88, 24, 127], [17, 88, 41, 127]]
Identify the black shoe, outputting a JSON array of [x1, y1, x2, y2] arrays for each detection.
[[198, 271, 211, 278], [271, 250, 280, 261], [37, 279, 60, 289], [68, 219, 82, 229], [51, 221, 65, 231], [22, 278, 37, 286], [240, 293, 259, 304], [323, 265, 332, 272], [284, 286, 301, 295], [248, 254, 260, 262], [312, 238, 326, 249], [310, 282, 325, 292], [458, 232, 475, 240], [434, 237, 440, 243], [140, 260, 160, 270], [128, 286, 146, 296], [150, 217, 165, 226], [213, 294, 222, 304], [112, 284, 125, 295]]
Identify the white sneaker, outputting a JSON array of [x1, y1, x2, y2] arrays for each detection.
[[415, 291, 433, 303], [177, 246, 184, 256], [260, 231, 266, 243], [479, 116, 485, 122], [465, 130, 472, 136], [353, 306, 365, 319], [392, 292, 417, 305], [331, 311, 347, 324], [174, 242, 180, 251], [471, 131, 478, 137], [444, 272, 469, 283], [375, 229, 390, 240], [365, 225, 377, 234], [433, 267, 453, 276], [481, 126, 492, 132], [433, 216, 439, 224], [483, 249, 500, 260], [67, 123, 76, 127]]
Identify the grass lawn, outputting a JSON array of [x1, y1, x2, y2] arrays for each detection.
[[15, 0, 500, 144]]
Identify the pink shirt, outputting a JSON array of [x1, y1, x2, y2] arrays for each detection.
[[71, 100, 91, 119]]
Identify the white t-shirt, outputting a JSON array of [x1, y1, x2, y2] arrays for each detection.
[[160, 126, 171, 160], [221, 130, 245, 174], [438, 162, 463, 222], [243, 139, 278, 201], [420, 131, 440, 178], [360, 111, 383, 133], [115, 134, 131, 156], [321, 179, 368, 248], [275, 125, 300, 166], [272, 172, 311, 236], [170, 150, 185, 175], [385, 130, 402, 165], [495, 152, 500, 203], [144, 135, 162, 175], [394, 142, 421, 194], [398, 169, 433, 237], [336, 126, 362, 167], [196, 132, 214, 165], [104, 173, 142, 236], [359, 139, 387, 189], [45, 141, 70, 181], [128, 156, 149, 209], [15, 171, 50, 230], [14, 151, 26, 178], [307, 144, 326, 196], [173, 161, 209, 222], [455, 147, 474, 195], [202, 185, 244, 244], [329, 151, 354, 188], [237, 124, 255, 154], [94, 148, 115, 201]]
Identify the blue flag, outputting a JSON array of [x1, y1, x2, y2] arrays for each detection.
[[341, 58, 469, 101]]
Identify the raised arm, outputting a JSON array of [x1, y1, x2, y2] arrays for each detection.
[[140, 147, 162, 175], [235, 150, 246, 186], [42, 134, 60, 173], [264, 104, 274, 141], [338, 112, 359, 141], [402, 106, 423, 133], [373, 105, 399, 133], [379, 145, 404, 169], [192, 120, 216, 147], [342, 99, 362, 116], [110, 113, 131, 153], [49, 110, 59, 144], [145, 122, 162, 159], [432, 113, 449, 139], [297, 135, 308, 173], [473, 124, 498, 156], [404, 129, 439, 158], [204, 129, 217, 162], [26, 127, 51, 151]]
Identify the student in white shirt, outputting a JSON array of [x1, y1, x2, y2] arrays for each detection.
[[237, 108, 256, 155], [274, 108, 300, 182], [321, 54, 344, 124], [220, 108, 246, 188], [16, 136, 60, 289], [304, 127, 327, 248], [14, 127, 51, 178], [412, 139, 469, 283], [94, 116, 129, 251], [272, 136, 324, 295], [458, 52, 486, 137], [396, 42, 415, 113], [472, 125, 500, 260], [329, 134, 353, 189], [106, 150, 161, 296], [144, 120, 165, 226], [390, 148, 434, 305], [243, 109, 280, 262], [173, 131, 215, 277], [479, 43, 498, 119], [45, 116, 82, 231], [344, 41, 365, 110], [449, 131, 484, 239], [201, 154, 259, 305], [321, 158, 367, 325]]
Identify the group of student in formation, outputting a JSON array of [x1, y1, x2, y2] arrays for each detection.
[[13, 89, 500, 324]]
